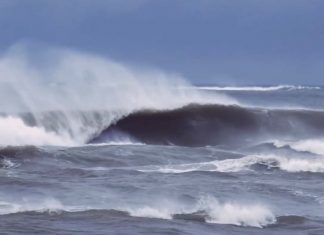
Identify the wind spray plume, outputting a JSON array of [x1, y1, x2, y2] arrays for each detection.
[[0, 44, 236, 146]]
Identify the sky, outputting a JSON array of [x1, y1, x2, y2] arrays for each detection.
[[0, 0, 323, 85]]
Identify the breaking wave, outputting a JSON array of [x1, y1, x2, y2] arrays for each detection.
[[275, 139, 324, 156], [1, 45, 324, 148], [197, 85, 321, 92], [0, 116, 76, 146], [128, 196, 275, 227], [0, 195, 275, 228]]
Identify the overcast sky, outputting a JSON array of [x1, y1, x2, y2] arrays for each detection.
[[0, 0, 323, 85]]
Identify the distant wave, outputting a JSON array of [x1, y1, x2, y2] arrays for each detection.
[[197, 85, 321, 92]]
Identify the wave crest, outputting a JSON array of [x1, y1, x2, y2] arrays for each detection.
[[198, 85, 321, 92], [0, 195, 275, 228]]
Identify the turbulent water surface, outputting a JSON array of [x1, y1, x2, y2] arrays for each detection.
[[1, 85, 324, 235], [0, 51, 324, 235]]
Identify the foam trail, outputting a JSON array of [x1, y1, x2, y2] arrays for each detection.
[[138, 154, 324, 173], [0, 44, 236, 146]]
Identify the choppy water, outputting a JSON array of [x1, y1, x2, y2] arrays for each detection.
[[1, 85, 324, 234]]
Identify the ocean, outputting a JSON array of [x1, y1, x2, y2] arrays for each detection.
[[1, 85, 324, 235]]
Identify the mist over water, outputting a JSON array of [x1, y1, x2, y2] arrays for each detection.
[[0, 44, 235, 146]]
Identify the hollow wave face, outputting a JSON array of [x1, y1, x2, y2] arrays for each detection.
[[92, 104, 324, 147], [197, 85, 321, 92], [0, 44, 235, 146]]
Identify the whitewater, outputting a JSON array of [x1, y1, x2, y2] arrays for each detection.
[[0, 46, 324, 235]]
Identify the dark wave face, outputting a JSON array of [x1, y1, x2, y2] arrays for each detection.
[[91, 104, 324, 147]]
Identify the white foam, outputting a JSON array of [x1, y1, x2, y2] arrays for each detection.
[[138, 156, 259, 173], [129, 206, 172, 220], [197, 196, 275, 227], [0, 194, 275, 228], [0, 198, 64, 215], [0, 116, 76, 146], [265, 155, 324, 173], [0, 158, 17, 169], [275, 139, 324, 156], [87, 141, 144, 146], [126, 195, 275, 227], [139, 154, 324, 173]]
